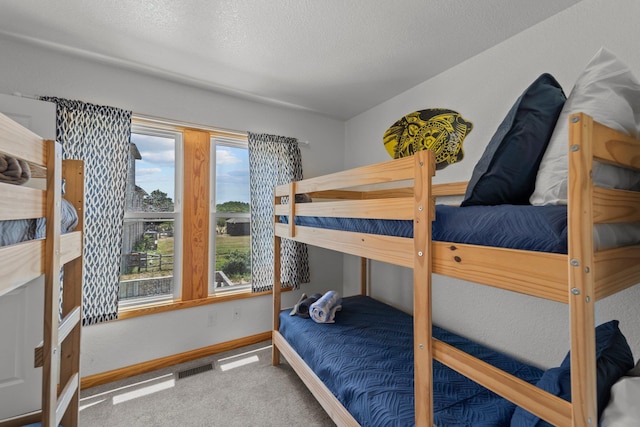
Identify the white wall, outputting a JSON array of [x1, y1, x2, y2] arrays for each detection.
[[0, 36, 345, 377], [344, 0, 640, 369]]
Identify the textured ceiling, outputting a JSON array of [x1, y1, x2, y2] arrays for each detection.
[[0, 0, 583, 120]]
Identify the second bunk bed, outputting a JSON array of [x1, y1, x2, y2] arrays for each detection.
[[271, 112, 640, 427], [0, 111, 84, 427]]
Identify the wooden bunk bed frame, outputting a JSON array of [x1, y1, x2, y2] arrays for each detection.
[[272, 113, 640, 427], [0, 112, 84, 427]]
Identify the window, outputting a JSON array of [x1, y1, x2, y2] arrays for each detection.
[[118, 117, 253, 313], [119, 126, 182, 308], [209, 137, 251, 293]]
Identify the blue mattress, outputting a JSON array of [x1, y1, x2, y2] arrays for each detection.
[[282, 204, 568, 253], [279, 295, 543, 427]]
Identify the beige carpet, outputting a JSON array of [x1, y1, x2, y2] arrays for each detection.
[[79, 342, 335, 427]]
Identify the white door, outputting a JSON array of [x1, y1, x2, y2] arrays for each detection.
[[0, 94, 56, 420]]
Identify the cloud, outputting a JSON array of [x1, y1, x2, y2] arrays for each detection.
[[139, 151, 175, 164], [137, 167, 162, 176], [217, 150, 241, 165]]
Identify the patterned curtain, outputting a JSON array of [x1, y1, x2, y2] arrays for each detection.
[[248, 133, 310, 292], [41, 97, 131, 325]]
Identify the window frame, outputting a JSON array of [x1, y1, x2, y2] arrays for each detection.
[[209, 136, 252, 295], [116, 116, 274, 320], [118, 123, 184, 309]]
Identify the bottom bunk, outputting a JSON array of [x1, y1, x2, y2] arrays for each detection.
[[276, 295, 544, 427]]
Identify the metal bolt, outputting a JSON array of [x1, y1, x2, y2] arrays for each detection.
[[585, 266, 590, 273], [571, 288, 580, 295], [570, 259, 580, 266], [418, 205, 423, 211], [571, 144, 580, 152], [418, 251, 423, 257], [586, 296, 591, 303], [419, 344, 424, 350], [419, 161, 424, 167], [571, 116, 580, 123]]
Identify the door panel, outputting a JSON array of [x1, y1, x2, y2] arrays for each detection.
[[0, 93, 55, 419]]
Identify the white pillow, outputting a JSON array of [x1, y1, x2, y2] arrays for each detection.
[[530, 48, 640, 205], [601, 361, 640, 427]]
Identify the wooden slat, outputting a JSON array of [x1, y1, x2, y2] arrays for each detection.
[[0, 239, 43, 296], [592, 187, 640, 223], [306, 189, 365, 200], [591, 119, 640, 170], [432, 181, 468, 197], [55, 373, 79, 427], [34, 343, 44, 369], [433, 340, 572, 426], [181, 129, 210, 300], [594, 245, 640, 300], [275, 223, 414, 268], [273, 331, 360, 427], [432, 241, 568, 302], [275, 156, 415, 196], [60, 231, 83, 264], [413, 150, 434, 427], [305, 180, 465, 200], [0, 184, 45, 221], [58, 306, 81, 346], [567, 113, 598, 426], [276, 197, 414, 220], [0, 112, 47, 166]]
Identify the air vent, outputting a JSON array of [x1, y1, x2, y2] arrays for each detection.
[[176, 363, 213, 379]]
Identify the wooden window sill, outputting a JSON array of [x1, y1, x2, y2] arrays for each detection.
[[115, 286, 292, 321]]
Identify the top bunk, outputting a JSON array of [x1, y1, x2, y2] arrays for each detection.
[[274, 113, 640, 305], [0, 111, 83, 297]]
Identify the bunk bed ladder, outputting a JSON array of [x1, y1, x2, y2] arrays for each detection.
[[39, 144, 83, 427]]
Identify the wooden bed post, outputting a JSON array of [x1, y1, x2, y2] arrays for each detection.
[[273, 195, 282, 366], [567, 113, 598, 426], [60, 160, 84, 427], [360, 257, 367, 296], [413, 150, 435, 427]]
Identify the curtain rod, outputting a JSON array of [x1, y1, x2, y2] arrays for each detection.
[[12, 92, 40, 100], [11, 93, 310, 147]]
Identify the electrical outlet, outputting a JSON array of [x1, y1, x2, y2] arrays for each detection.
[[233, 307, 241, 320], [207, 311, 217, 327]]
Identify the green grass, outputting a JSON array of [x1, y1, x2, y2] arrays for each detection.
[[121, 234, 251, 282]]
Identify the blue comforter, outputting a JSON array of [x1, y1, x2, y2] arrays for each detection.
[[282, 204, 568, 253], [279, 295, 543, 427]]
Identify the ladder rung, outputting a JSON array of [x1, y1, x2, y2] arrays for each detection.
[[56, 372, 79, 426], [58, 306, 81, 345], [34, 342, 44, 368]]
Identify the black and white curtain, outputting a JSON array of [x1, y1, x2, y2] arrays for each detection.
[[248, 133, 310, 292], [41, 97, 131, 325]]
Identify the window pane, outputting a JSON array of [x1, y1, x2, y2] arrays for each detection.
[[120, 219, 175, 304], [128, 133, 175, 213], [212, 144, 251, 291], [120, 129, 179, 307]]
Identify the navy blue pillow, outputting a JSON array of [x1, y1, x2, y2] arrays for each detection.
[[462, 74, 566, 206], [510, 320, 634, 426]]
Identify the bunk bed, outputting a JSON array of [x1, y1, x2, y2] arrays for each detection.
[[0, 112, 84, 427], [271, 112, 640, 426]]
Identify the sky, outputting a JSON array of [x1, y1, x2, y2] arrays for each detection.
[[132, 133, 250, 205]]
